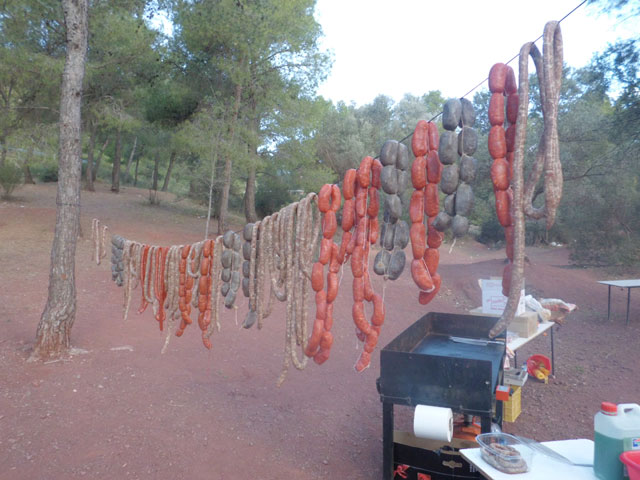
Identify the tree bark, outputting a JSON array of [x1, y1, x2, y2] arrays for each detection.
[[134, 152, 140, 186], [124, 135, 137, 180], [149, 151, 159, 204], [218, 83, 243, 234], [161, 150, 176, 192], [111, 127, 122, 193], [23, 145, 36, 184], [31, 0, 88, 361], [244, 165, 257, 223], [84, 119, 96, 191], [92, 136, 109, 182]]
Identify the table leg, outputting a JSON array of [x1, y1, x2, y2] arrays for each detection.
[[626, 287, 631, 325], [607, 285, 612, 322], [382, 401, 394, 480], [550, 325, 555, 377]]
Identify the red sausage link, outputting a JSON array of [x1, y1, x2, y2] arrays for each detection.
[[371, 294, 385, 327], [424, 247, 439, 276], [505, 66, 518, 95], [352, 301, 372, 335], [489, 93, 505, 126], [319, 238, 332, 265], [418, 273, 441, 305], [427, 222, 443, 249], [411, 155, 427, 189], [488, 126, 507, 159], [367, 187, 380, 217], [353, 276, 365, 302], [343, 169, 357, 200], [322, 211, 337, 239], [424, 183, 439, 218], [489, 63, 507, 94], [411, 258, 434, 291], [330, 184, 341, 212], [506, 93, 519, 125], [427, 122, 439, 151], [318, 184, 332, 213], [358, 156, 373, 188], [371, 159, 383, 189], [491, 158, 510, 191], [426, 151, 442, 184], [341, 198, 355, 232], [311, 261, 324, 291], [412, 120, 430, 157], [410, 222, 427, 259], [409, 189, 425, 223]]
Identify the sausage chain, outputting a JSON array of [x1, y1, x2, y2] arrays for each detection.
[[374, 140, 410, 280], [307, 183, 340, 364], [488, 63, 518, 296]]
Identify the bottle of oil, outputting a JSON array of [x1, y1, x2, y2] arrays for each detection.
[[594, 402, 640, 480]]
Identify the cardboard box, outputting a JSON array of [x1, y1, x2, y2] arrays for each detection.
[[393, 431, 481, 479], [508, 311, 538, 338], [479, 278, 525, 316], [503, 386, 522, 422]]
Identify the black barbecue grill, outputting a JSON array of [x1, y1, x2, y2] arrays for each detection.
[[376, 312, 506, 479]]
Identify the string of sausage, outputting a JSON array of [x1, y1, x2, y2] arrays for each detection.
[[307, 183, 340, 363], [490, 21, 563, 338], [488, 63, 518, 297], [349, 156, 385, 372], [409, 120, 443, 302]]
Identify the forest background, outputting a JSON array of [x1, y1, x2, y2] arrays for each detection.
[[0, 0, 638, 266]]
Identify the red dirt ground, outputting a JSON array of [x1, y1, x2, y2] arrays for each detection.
[[1, 183, 639, 479]]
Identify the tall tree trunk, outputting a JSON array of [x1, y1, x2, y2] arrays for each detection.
[[243, 96, 259, 223], [149, 152, 159, 204], [244, 165, 257, 223], [134, 153, 140, 187], [84, 119, 96, 191], [92, 136, 109, 182], [124, 135, 137, 180], [23, 145, 36, 184], [111, 128, 122, 193], [218, 83, 243, 234], [0, 130, 8, 168], [30, 0, 88, 362], [161, 150, 176, 192]]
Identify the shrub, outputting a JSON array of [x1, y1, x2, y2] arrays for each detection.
[[0, 163, 23, 198]]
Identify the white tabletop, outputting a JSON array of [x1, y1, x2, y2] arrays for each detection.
[[598, 279, 640, 288], [461, 439, 596, 480], [507, 321, 553, 352]]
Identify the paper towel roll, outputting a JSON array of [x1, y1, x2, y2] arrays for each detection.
[[413, 404, 453, 442]]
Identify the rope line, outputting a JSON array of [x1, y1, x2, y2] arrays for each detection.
[[376, 0, 587, 156]]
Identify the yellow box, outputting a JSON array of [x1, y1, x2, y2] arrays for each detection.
[[504, 386, 522, 422]]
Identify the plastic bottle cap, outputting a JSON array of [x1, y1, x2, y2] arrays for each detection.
[[601, 402, 617, 415]]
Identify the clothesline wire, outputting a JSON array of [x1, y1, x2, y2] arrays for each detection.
[[389, 0, 587, 150]]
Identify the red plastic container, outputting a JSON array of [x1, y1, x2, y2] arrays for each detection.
[[621, 450, 640, 480], [526, 354, 552, 377]]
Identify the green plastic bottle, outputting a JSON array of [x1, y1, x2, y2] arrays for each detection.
[[594, 402, 640, 480]]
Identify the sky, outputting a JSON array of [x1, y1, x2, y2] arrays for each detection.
[[314, 0, 638, 106]]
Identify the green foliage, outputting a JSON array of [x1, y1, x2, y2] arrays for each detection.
[[0, 162, 23, 198]]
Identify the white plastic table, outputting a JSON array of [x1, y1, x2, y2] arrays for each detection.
[[460, 438, 596, 479], [598, 279, 640, 324], [507, 322, 555, 375]]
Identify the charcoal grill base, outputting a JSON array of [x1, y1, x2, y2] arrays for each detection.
[[377, 312, 506, 479]]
